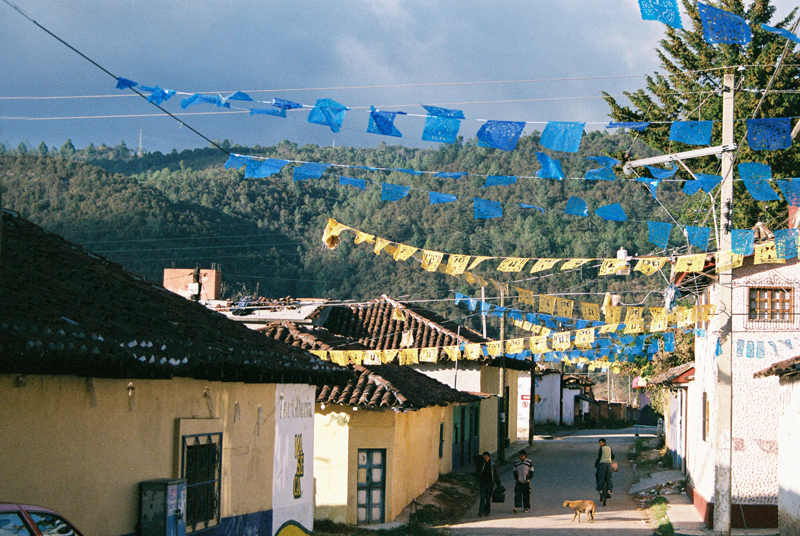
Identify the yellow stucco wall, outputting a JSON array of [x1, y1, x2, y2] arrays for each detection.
[[313, 404, 454, 525], [477, 368, 520, 454], [0, 374, 277, 536], [313, 409, 351, 523]]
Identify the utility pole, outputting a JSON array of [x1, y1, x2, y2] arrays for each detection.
[[497, 288, 506, 463], [713, 73, 735, 535], [528, 361, 536, 446]]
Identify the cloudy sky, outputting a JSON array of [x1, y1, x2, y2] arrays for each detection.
[[1, 0, 797, 154]]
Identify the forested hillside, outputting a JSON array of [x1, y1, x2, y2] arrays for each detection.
[[1, 130, 719, 334]]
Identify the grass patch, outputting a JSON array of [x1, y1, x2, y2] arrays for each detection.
[[648, 496, 674, 536]]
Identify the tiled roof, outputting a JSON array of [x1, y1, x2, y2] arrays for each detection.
[[323, 295, 488, 353], [0, 210, 348, 385], [259, 321, 368, 352], [649, 362, 695, 385], [316, 364, 480, 410], [754, 355, 800, 378]]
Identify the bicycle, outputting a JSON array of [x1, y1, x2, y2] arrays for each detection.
[[599, 479, 609, 507]]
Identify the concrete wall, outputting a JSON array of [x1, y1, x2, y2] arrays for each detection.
[[561, 388, 580, 426], [1, 374, 279, 536], [686, 259, 797, 525], [517, 372, 563, 438], [777, 373, 800, 535], [313, 404, 453, 525], [412, 362, 482, 393]]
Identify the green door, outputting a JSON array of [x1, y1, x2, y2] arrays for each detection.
[[357, 449, 386, 524]]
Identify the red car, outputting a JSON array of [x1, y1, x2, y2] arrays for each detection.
[[0, 503, 84, 536]]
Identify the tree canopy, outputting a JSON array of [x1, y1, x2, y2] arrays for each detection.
[[603, 0, 799, 229]]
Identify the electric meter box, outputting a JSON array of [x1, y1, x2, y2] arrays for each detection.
[[140, 478, 187, 536]]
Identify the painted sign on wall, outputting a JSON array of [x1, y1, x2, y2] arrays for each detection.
[[272, 384, 315, 536]]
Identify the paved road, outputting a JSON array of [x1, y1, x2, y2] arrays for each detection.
[[448, 428, 657, 535]]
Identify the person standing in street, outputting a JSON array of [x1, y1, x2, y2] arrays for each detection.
[[595, 438, 615, 497], [513, 449, 533, 513], [476, 451, 500, 517]]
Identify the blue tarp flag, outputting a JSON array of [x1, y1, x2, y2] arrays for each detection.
[[761, 23, 800, 44], [340, 176, 366, 190], [251, 108, 287, 117], [116, 77, 137, 90], [429, 192, 458, 204], [541, 121, 585, 153], [368, 106, 405, 137], [224, 154, 250, 169], [607, 121, 650, 131], [308, 98, 348, 132], [595, 203, 627, 221], [244, 158, 289, 179], [421, 104, 464, 144], [587, 156, 620, 168], [394, 168, 423, 175], [226, 91, 252, 102], [381, 183, 410, 202], [775, 229, 799, 259], [467, 296, 478, 311], [435, 172, 467, 179], [491, 306, 506, 317], [480, 301, 493, 316], [670, 121, 713, 146], [698, 2, 752, 44], [647, 163, 678, 179], [477, 120, 526, 151], [474, 198, 503, 219], [648, 221, 672, 249], [777, 180, 800, 206], [421, 104, 465, 119], [686, 226, 711, 251], [738, 161, 772, 180], [293, 162, 330, 181], [638, 178, 661, 199], [638, 0, 682, 28], [586, 167, 615, 181], [520, 204, 545, 214], [564, 196, 588, 217], [481, 175, 517, 188], [272, 98, 303, 110], [535, 152, 565, 180], [508, 310, 524, 321], [182, 93, 229, 109], [147, 87, 176, 105], [684, 173, 722, 195], [747, 118, 792, 151], [743, 180, 779, 201], [732, 229, 754, 255], [454, 292, 466, 305]]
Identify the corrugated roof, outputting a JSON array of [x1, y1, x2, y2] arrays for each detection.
[[316, 364, 480, 410], [0, 210, 348, 385], [754, 355, 800, 378], [649, 362, 695, 385]]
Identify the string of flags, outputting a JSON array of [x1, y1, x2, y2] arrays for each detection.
[[226, 152, 799, 237], [737, 337, 798, 359], [115, 75, 796, 153], [637, 0, 800, 52], [308, 288, 712, 367], [321, 218, 800, 282]]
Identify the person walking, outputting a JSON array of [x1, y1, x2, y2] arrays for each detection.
[[595, 438, 615, 497], [476, 451, 500, 517], [512, 449, 533, 513]]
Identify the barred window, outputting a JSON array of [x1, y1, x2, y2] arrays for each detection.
[[748, 287, 793, 322], [182, 433, 222, 532]]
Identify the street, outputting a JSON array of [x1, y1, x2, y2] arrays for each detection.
[[449, 428, 656, 535]]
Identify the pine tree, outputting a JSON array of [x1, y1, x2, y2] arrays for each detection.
[[602, 0, 800, 229]]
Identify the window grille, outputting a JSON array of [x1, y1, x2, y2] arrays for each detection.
[[747, 287, 794, 328], [182, 432, 222, 532]]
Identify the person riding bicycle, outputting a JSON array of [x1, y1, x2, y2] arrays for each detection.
[[594, 438, 615, 497]]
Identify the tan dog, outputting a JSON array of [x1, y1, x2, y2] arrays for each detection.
[[563, 500, 595, 523]]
